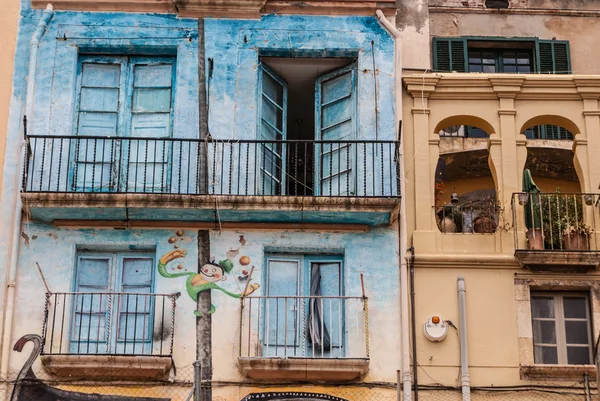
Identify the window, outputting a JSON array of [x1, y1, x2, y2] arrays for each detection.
[[73, 56, 176, 192], [257, 58, 357, 196], [433, 37, 570, 74], [531, 292, 592, 365], [263, 254, 343, 356], [71, 251, 155, 354]]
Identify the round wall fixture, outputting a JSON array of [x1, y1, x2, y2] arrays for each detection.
[[424, 315, 448, 342]]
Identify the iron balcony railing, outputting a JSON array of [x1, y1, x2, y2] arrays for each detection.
[[434, 202, 500, 234], [41, 292, 179, 356], [511, 192, 600, 251], [239, 295, 369, 359], [23, 135, 400, 198]]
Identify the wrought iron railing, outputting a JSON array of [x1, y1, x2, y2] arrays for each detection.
[[511, 192, 600, 251], [434, 202, 500, 234], [239, 295, 369, 359], [41, 292, 179, 356], [23, 135, 400, 198]]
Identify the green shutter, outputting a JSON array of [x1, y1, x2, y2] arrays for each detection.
[[433, 38, 467, 72], [537, 40, 571, 74]]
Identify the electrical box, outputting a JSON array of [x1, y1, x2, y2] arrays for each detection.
[[424, 315, 448, 342]]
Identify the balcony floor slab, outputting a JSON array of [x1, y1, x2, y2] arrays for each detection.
[[514, 250, 600, 272], [237, 357, 369, 382], [23, 193, 399, 227]]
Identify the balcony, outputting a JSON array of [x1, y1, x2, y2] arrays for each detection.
[[40, 292, 178, 380], [237, 295, 369, 382], [22, 136, 400, 227], [512, 192, 600, 272]]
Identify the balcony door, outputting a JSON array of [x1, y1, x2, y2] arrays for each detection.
[[72, 56, 175, 193], [258, 59, 357, 197], [70, 252, 155, 355], [263, 255, 344, 358]]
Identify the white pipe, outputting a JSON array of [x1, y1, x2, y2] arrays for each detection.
[[457, 275, 471, 401], [0, 3, 54, 381], [375, 10, 410, 401]]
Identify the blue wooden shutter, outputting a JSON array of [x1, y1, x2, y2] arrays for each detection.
[[265, 258, 299, 355], [71, 256, 111, 354], [75, 62, 121, 191], [537, 40, 571, 74], [258, 65, 287, 195], [127, 62, 174, 193], [315, 64, 356, 196], [118, 255, 154, 354], [433, 38, 467, 72]]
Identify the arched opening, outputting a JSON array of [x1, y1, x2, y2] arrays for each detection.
[[520, 115, 578, 141], [434, 117, 498, 234]]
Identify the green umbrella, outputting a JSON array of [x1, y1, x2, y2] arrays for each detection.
[[522, 169, 541, 230]]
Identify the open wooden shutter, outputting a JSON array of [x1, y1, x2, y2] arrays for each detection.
[[258, 64, 287, 195], [127, 62, 174, 193], [71, 255, 111, 354], [433, 38, 468, 72], [75, 62, 122, 191], [537, 40, 571, 74], [315, 63, 356, 196]]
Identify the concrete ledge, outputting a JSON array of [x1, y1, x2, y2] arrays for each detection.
[[520, 364, 596, 381], [237, 357, 369, 382], [514, 250, 600, 272], [41, 355, 172, 381]]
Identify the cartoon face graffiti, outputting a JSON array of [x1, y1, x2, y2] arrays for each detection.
[[199, 262, 227, 283]]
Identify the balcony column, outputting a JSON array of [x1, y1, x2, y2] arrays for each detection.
[[574, 79, 600, 192], [490, 79, 524, 203], [404, 77, 439, 249]]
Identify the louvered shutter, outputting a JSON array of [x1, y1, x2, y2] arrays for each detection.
[[433, 38, 467, 72], [75, 63, 122, 191], [537, 40, 571, 74], [315, 63, 356, 196], [71, 256, 111, 354], [128, 62, 174, 193]]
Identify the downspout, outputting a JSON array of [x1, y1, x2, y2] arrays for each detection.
[[0, 4, 54, 381], [375, 10, 411, 401], [457, 276, 471, 401], [409, 247, 417, 400]]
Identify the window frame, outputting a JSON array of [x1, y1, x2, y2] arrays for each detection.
[[70, 250, 156, 355], [262, 253, 345, 355], [467, 48, 534, 74], [530, 291, 593, 365]]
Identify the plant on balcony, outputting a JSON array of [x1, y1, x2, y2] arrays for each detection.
[[540, 190, 594, 250], [472, 195, 502, 234]]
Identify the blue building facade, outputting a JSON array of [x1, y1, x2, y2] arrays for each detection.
[[0, 2, 401, 400]]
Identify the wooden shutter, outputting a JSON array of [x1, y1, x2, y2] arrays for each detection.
[[71, 256, 111, 354], [433, 38, 467, 72], [265, 258, 299, 352], [538, 40, 571, 74], [258, 65, 287, 195], [128, 62, 174, 192], [315, 63, 356, 196], [118, 255, 154, 354], [75, 62, 122, 191]]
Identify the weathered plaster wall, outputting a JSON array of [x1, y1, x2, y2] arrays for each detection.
[[430, 12, 600, 74], [396, 0, 430, 70], [204, 15, 396, 142]]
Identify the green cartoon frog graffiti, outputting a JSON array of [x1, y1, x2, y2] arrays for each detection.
[[157, 249, 259, 316]]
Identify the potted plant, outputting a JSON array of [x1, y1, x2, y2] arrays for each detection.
[[473, 196, 500, 234], [541, 190, 593, 250], [436, 205, 464, 233]]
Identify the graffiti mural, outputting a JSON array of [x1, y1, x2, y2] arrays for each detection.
[[241, 393, 349, 401], [10, 334, 170, 401], [157, 232, 259, 316]]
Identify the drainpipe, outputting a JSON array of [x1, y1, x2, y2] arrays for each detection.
[[0, 4, 54, 382], [457, 276, 471, 401], [375, 10, 410, 401]]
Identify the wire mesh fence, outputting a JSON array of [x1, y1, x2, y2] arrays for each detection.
[[418, 385, 598, 401]]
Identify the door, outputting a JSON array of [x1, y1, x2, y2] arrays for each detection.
[[258, 64, 287, 195], [315, 63, 357, 196]]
